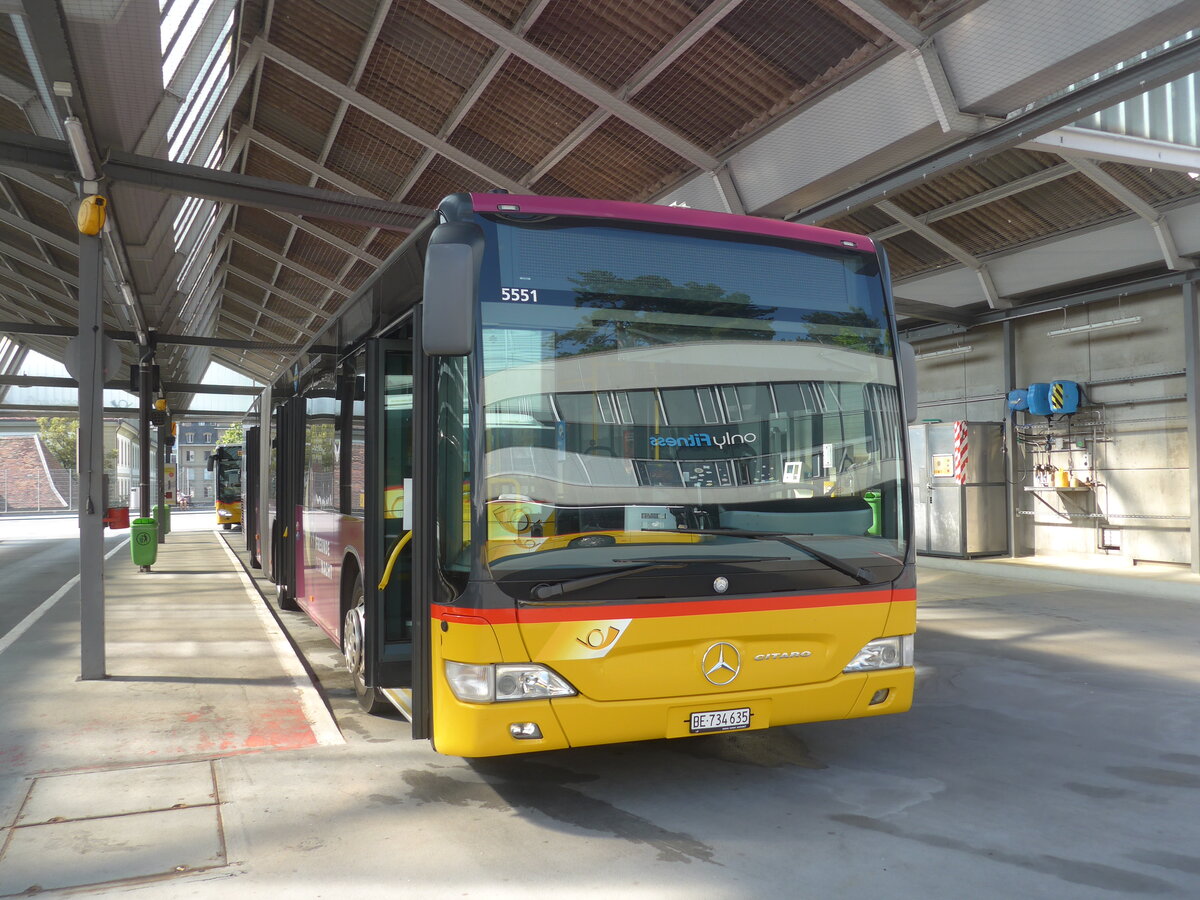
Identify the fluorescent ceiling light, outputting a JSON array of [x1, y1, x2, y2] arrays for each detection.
[[914, 345, 973, 360], [1047, 316, 1141, 337], [62, 116, 97, 181]]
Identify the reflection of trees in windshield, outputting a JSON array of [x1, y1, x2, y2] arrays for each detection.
[[556, 270, 777, 356], [802, 308, 889, 355]]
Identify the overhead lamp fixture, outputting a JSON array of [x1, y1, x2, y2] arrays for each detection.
[[62, 116, 97, 181], [1047, 316, 1141, 337], [914, 345, 973, 360], [119, 281, 137, 308]]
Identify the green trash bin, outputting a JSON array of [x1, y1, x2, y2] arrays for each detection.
[[130, 517, 158, 567], [155, 503, 171, 536], [863, 491, 882, 536]]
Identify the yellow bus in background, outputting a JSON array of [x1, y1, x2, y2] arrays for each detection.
[[209, 444, 243, 530]]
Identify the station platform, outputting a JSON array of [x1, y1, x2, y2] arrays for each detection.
[[918, 552, 1200, 602], [1, 519, 1197, 897], [0, 523, 345, 896], [0, 527, 341, 776]]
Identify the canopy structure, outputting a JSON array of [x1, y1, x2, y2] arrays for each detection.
[[0, 0, 1197, 411]]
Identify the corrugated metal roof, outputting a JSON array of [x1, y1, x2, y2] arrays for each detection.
[[0, 0, 1195, 395]]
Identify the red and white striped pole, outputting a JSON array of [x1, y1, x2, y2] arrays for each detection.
[[952, 421, 969, 485]]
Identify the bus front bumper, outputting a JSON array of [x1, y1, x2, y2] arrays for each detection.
[[432, 668, 913, 758]]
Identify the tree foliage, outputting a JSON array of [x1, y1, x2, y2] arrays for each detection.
[[37, 416, 78, 469], [554, 271, 776, 357], [217, 423, 244, 446]]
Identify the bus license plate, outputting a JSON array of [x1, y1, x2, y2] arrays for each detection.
[[690, 707, 751, 734]]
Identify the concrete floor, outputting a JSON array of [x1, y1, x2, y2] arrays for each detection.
[[1, 515, 1198, 898]]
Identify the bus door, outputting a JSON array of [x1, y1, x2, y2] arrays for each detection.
[[365, 336, 430, 735], [245, 426, 260, 566], [273, 396, 302, 609]]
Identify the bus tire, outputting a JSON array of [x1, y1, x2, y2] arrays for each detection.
[[277, 582, 300, 612], [344, 577, 390, 715], [223, 523, 232, 530]]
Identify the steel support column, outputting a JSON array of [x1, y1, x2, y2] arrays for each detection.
[[1185, 281, 1200, 575], [1002, 319, 1023, 558], [156, 422, 166, 545], [258, 384, 272, 581], [77, 232, 105, 680], [138, 338, 154, 570]]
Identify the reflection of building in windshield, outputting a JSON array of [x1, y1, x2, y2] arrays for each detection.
[[483, 341, 902, 545]]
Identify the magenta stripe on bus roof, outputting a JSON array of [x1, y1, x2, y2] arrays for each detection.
[[470, 193, 875, 253]]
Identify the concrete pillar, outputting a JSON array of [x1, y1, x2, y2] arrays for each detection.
[[1185, 281, 1199, 575]]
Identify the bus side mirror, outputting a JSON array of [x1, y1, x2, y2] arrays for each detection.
[[423, 220, 483, 356], [898, 341, 918, 423]]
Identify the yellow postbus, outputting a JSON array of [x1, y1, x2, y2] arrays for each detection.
[[210, 444, 243, 530], [263, 192, 917, 757]]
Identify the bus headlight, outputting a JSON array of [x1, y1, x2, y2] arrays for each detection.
[[843, 635, 914, 672], [445, 661, 576, 703]]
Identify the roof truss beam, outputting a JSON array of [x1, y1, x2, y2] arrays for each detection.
[[236, 0, 399, 363], [222, 284, 319, 337], [268, 211, 384, 267], [224, 264, 328, 319], [0, 237, 77, 287], [1066, 156, 1197, 271], [522, 0, 745, 186], [0, 166, 73, 208], [424, 0, 720, 171], [1025, 125, 1200, 174], [795, 33, 1200, 223], [0, 127, 424, 231], [245, 128, 425, 217], [256, 38, 525, 192], [891, 297, 976, 325], [869, 163, 1077, 241], [229, 232, 352, 297], [833, 0, 925, 49], [393, 0, 554, 201], [877, 199, 1008, 308]]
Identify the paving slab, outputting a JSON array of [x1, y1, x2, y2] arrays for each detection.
[[0, 805, 224, 895], [18, 761, 216, 826], [0, 529, 340, 777], [0, 778, 28, 830]]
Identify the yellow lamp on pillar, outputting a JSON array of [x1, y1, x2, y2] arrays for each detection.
[[76, 195, 107, 236]]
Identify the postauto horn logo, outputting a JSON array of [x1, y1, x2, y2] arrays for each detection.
[[649, 432, 757, 450]]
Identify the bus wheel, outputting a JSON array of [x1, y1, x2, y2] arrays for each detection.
[[344, 578, 390, 714], [223, 523, 232, 530]]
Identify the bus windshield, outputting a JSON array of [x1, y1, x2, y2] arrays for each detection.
[[215, 448, 242, 504], [477, 215, 906, 598]]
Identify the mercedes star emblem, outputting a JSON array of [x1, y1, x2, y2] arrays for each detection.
[[701, 642, 741, 685]]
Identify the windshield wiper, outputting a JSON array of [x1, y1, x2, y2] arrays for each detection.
[[529, 553, 801, 600], [672, 528, 876, 585], [529, 562, 685, 600]]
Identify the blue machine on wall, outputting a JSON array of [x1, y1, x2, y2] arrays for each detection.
[[1008, 380, 1083, 417]]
